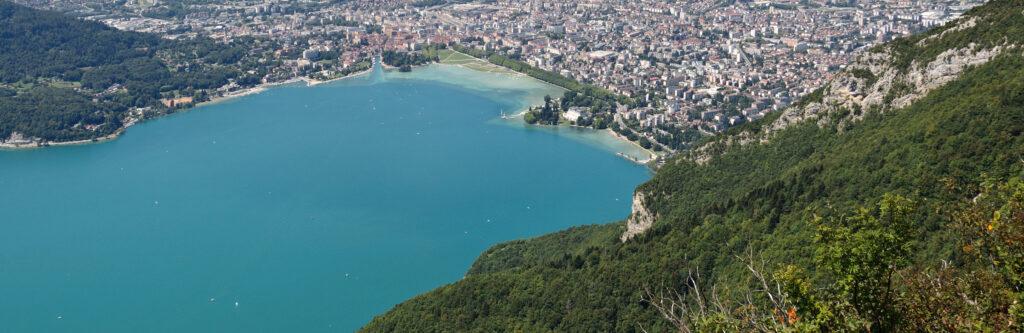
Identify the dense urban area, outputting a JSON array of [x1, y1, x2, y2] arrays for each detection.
[[10, 0, 983, 154]]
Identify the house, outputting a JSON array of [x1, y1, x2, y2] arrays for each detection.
[[729, 116, 745, 126], [563, 107, 590, 123], [701, 110, 719, 121]]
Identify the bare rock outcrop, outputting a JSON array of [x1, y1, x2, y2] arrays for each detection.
[[621, 191, 655, 242], [689, 15, 1016, 165]]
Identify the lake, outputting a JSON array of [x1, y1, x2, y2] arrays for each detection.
[[0, 64, 650, 332]]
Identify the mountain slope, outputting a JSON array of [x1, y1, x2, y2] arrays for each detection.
[[362, 1, 1024, 331], [0, 1, 269, 144]]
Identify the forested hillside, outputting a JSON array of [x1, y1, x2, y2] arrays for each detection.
[[363, 1, 1024, 331], [0, 1, 273, 144]]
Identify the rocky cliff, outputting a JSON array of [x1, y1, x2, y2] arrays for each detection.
[[620, 191, 655, 241], [689, 8, 1023, 164], [628, 5, 1024, 241]]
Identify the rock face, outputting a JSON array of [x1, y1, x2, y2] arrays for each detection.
[[627, 9, 1020, 239], [621, 191, 655, 242], [690, 14, 1018, 164], [769, 45, 1005, 134], [767, 10, 1012, 135], [1, 131, 39, 147]]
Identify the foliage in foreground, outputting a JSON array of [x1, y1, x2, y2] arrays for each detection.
[[643, 190, 1021, 332]]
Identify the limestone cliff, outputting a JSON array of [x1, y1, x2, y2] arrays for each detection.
[[620, 191, 655, 242], [691, 10, 1022, 164]]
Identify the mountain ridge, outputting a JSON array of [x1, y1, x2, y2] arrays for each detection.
[[691, 1, 1024, 164], [362, 1, 1024, 331]]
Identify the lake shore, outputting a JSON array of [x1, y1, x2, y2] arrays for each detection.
[[2, 59, 650, 163], [428, 50, 657, 166], [0, 59, 653, 332], [386, 60, 658, 167], [0, 69, 374, 150], [501, 114, 658, 166], [605, 128, 658, 165]]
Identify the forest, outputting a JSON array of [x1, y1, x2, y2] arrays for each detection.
[[0, 1, 270, 142], [362, 2, 1024, 331]]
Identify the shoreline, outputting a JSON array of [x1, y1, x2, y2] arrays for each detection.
[[1, 59, 649, 163], [0, 68, 375, 150], [431, 50, 655, 166], [517, 120, 658, 166], [499, 110, 657, 167], [483, 90, 655, 166], [0, 129, 122, 150], [435, 50, 532, 80], [604, 128, 658, 165]]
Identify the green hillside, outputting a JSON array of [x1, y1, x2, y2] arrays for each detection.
[[0, 1, 271, 143], [363, 1, 1024, 331]]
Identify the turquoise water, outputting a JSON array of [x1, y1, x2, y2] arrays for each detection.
[[0, 65, 650, 332]]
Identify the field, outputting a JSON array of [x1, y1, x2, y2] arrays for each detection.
[[437, 49, 520, 75]]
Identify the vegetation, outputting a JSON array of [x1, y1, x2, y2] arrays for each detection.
[[881, 0, 1024, 72], [435, 48, 519, 75], [848, 68, 877, 87], [0, 1, 272, 142], [362, 2, 1024, 331], [523, 95, 560, 125], [448, 44, 651, 141], [0, 86, 126, 142], [557, 89, 629, 129], [309, 59, 372, 82], [790, 86, 825, 109], [450, 44, 625, 103], [381, 50, 438, 72]]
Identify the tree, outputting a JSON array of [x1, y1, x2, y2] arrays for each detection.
[[523, 111, 538, 124], [954, 178, 1024, 326], [639, 137, 652, 149], [780, 194, 916, 331]]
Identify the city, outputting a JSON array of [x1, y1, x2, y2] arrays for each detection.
[[15, 0, 984, 155]]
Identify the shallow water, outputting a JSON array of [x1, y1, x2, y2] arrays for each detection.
[[0, 65, 650, 332]]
